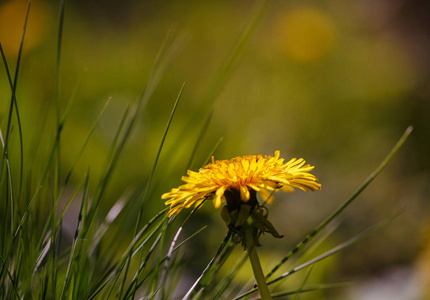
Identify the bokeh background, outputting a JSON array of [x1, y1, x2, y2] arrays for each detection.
[[1, 0, 429, 298]]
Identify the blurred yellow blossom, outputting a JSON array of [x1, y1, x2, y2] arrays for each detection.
[[0, 0, 51, 57], [276, 7, 337, 62]]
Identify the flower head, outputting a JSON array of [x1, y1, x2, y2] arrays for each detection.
[[162, 151, 321, 217]]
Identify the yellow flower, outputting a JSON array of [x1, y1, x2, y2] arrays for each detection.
[[162, 151, 321, 217]]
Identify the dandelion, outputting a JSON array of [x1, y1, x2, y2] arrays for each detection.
[[162, 150, 320, 217], [163, 151, 321, 300]]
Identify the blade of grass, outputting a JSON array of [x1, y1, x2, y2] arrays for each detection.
[[0, 129, 15, 232], [122, 232, 163, 299], [201, 137, 224, 167], [51, 0, 68, 296], [118, 83, 184, 299], [234, 209, 406, 299], [62, 97, 110, 188], [87, 210, 167, 299], [182, 230, 233, 300], [292, 266, 313, 300], [88, 222, 164, 300], [257, 282, 351, 299], [163, 0, 269, 171], [55, 173, 87, 229], [154, 203, 206, 299], [85, 32, 184, 233], [0, 0, 29, 203], [0, 256, 21, 298], [127, 223, 209, 299], [265, 126, 413, 280], [211, 253, 247, 300], [59, 170, 89, 299], [186, 110, 213, 171]]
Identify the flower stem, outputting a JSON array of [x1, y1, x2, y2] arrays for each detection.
[[244, 229, 272, 300]]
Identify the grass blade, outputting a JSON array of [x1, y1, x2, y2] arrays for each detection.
[[62, 97, 110, 188], [183, 230, 233, 299], [59, 170, 90, 299], [118, 83, 184, 299], [292, 266, 313, 300], [258, 282, 351, 299], [265, 126, 413, 280], [234, 209, 406, 299]]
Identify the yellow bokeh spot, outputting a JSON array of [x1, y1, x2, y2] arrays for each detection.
[[276, 7, 337, 62], [0, 0, 51, 58]]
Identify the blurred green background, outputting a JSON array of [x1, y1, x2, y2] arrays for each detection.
[[1, 0, 429, 298]]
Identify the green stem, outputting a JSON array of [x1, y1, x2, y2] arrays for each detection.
[[244, 229, 272, 300]]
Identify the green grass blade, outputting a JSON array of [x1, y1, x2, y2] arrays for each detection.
[[118, 83, 184, 299], [183, 230, 233, 299], [0, 256, 21, 298], [163, 0, 268, 170], [202, 137, 224, 167], [122, 233, 163, 299], [211, 253, 247, 300], [265, 126, 413, 280], [0, 129, 15, 232], [173, 225, 207, 253], [87, 210, 167, 299], [257, 282, 351, 299], [186, 110, 213, 171], [60, 171, 90, 300], [292, 266, 313, 300], [234, 209, 406, 299], [0, 0, 30, 200], [59, 170, 89, 299], [62, 97, 110, 188]]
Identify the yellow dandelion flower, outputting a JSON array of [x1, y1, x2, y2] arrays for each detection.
[[162, 151, 321, 217]]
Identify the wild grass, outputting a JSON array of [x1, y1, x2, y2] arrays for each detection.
[[0, 0, 412, 299]]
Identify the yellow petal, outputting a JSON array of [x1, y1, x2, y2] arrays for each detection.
[[240, 185, 250, 202], [213, 186, 227, 208]]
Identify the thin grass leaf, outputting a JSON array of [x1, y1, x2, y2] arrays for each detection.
[[55, 174, 87, 229], [173, 225, 207, 253], [122, 233, 163, 299], [0, 0, 29, 203], [63, 97, 110, 188], [152, 203, 206, 299], [59, 170, 90, 299], [34, 231, 51, 274], [234, 209, 406, 299], [0, 184, 43, 286], [183, 230, 233, 300], [200, 0, 269, 108], [292, 266, 313, 300], [89, 198, 128, 255], [186, 110, 213, 171], [0, 129, 15, 232], [89, 104, 130, 216], [87, 214, 167, 299], [201, 136, 224, 167], [164, 0, 268, 172], [119, 83, 184, 299], [0, 256, 21, 299], [256, 282, 351, 299], [265, 126, 413, 280], [52, 1, 68, 295], [211, 253, 247, 300], [129, 221, 208, 297], [14, 185, 43, 238], [196, 233, 240, 299]]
